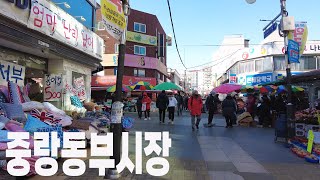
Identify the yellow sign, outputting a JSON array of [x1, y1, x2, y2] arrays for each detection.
[[288, 22, 308, 57], [126, 31, 157, 46], [307, 130, 314, 153], [101, 0, 126, 40]]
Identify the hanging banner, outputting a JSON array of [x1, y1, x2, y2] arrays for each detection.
[[27, 0, 104, 60], [288, 22, 308, 57], [126, 31, 157, 46], [44, 74, 63, 101], [101, 0, 127, 41], [288, 40, 300, 63], [0, 60, 25, 87]]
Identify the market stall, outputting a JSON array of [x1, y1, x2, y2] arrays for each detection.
[[0, 81, 134, 176]]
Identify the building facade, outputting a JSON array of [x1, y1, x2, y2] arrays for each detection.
[[92, 8, 168, 89], [0, 0, 104, 110], [167, 68, 182, 89]]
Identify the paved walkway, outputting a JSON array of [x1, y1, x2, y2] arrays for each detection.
[[6, 111, 320, 179]]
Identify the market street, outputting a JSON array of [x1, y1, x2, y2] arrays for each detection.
[[23, 111, 320, 180]]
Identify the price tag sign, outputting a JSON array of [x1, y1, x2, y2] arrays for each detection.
[[307, 130, 314, 153]]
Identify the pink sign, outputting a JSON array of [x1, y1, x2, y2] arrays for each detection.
[[124, 54, 157, 69]]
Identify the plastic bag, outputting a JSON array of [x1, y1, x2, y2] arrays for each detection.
[[142, 103, 146, 111]]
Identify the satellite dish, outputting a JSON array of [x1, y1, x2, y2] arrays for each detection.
[[246, 0, 256, 4]]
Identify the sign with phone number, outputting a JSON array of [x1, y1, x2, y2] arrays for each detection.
[[101, 0, 126, 41]]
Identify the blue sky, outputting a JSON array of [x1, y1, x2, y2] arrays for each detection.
[[99, 0, 319, 73]]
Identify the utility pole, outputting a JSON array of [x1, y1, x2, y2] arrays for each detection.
[[106, 0, 130, 179], [248, 0, 295, 140], [280, 0, 295, 139]]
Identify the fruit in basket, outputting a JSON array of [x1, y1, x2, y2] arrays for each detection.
[[296, 149, 308, 158], [291, 147, 299, 154], [305, 154, 318, 160]]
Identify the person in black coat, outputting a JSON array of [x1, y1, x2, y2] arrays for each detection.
[[257, 96, 272, 127], [222, 94, 237, 128], [205, 91, 220, 127], [175, 92, 183, 116], [156, 90, 169, 124], [136, 94, 143, 119]]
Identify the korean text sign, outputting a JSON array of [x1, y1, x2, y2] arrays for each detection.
[[44, 74, 63, 101], [288, 40, 300, 64], [0, 60, 25, 87], [101, 0, 127, 41], [6, 132, 172, 177], [27, 0, 104, 60], [288, 22, 308, 57], [246, 73, 272, 86]]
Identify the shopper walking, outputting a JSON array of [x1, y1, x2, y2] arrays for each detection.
[[156, 90, 169, 124], [246, 93, 256, 120], [222, 93, 237, 128], [142, 92, 152, 120], [188, 90, 203, 131], [136, 94, 143, 119], [175, 92, 183, 116], [205, 91, 220, 127], [168, 93, 178, 124], [184, 94, 189, 111]]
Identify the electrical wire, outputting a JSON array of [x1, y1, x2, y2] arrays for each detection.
[[187, 49, 241, 69], [166, 0, 187, 69]]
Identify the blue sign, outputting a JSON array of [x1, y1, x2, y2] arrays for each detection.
[[264, 23, 277, 39], [245, 73, 273, 86], [288, 40, 300, 63]]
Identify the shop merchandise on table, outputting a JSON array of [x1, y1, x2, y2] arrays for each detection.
[[286, 108, 320, 164], [0, 82, 134, 176]]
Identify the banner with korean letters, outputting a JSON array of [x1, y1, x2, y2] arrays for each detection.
[[44, 74, 63, 101], [0, 60, 25, 87], [101, 0, 127, 41], [27, 0, 104, 60]]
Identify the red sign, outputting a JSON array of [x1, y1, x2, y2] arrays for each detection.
[[91, 76, 117, 86], [91, 75, 157, 87], [123, 76, 157, 86]]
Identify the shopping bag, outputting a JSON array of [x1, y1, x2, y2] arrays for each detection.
[[142, 103, 146, 111]]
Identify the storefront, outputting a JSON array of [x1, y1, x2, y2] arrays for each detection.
[[0, 0, 104, 110]]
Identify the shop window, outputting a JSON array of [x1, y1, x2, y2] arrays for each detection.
[[134, 22, 146, 33], [274, 56, 286, 71], [303, 56, 316, 70], [134, 68, 145, 77], [229, 63, 239, 75], [134, 45, 146, 56], [255, 57, 273, 72], [239, 61, 254, 74]]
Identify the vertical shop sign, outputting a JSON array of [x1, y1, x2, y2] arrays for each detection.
[[0, 60, 25, 87], [101, 0, 126, 41], [73, 76, 86, 101], [44, 74, 63, 101]]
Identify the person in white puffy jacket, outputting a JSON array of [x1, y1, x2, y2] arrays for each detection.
[[167, 92, 178, 124]]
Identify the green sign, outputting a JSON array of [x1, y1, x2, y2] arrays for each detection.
[[307, 130, 314, 153], [126, 31, 157, 46]]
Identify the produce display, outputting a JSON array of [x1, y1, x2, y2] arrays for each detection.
[[295, 109, 320, 125], [289, 137, 320, 164]]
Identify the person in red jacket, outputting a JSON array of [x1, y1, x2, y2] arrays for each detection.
[[142, 92, 152, 120], [188, 90, 203, 131]]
